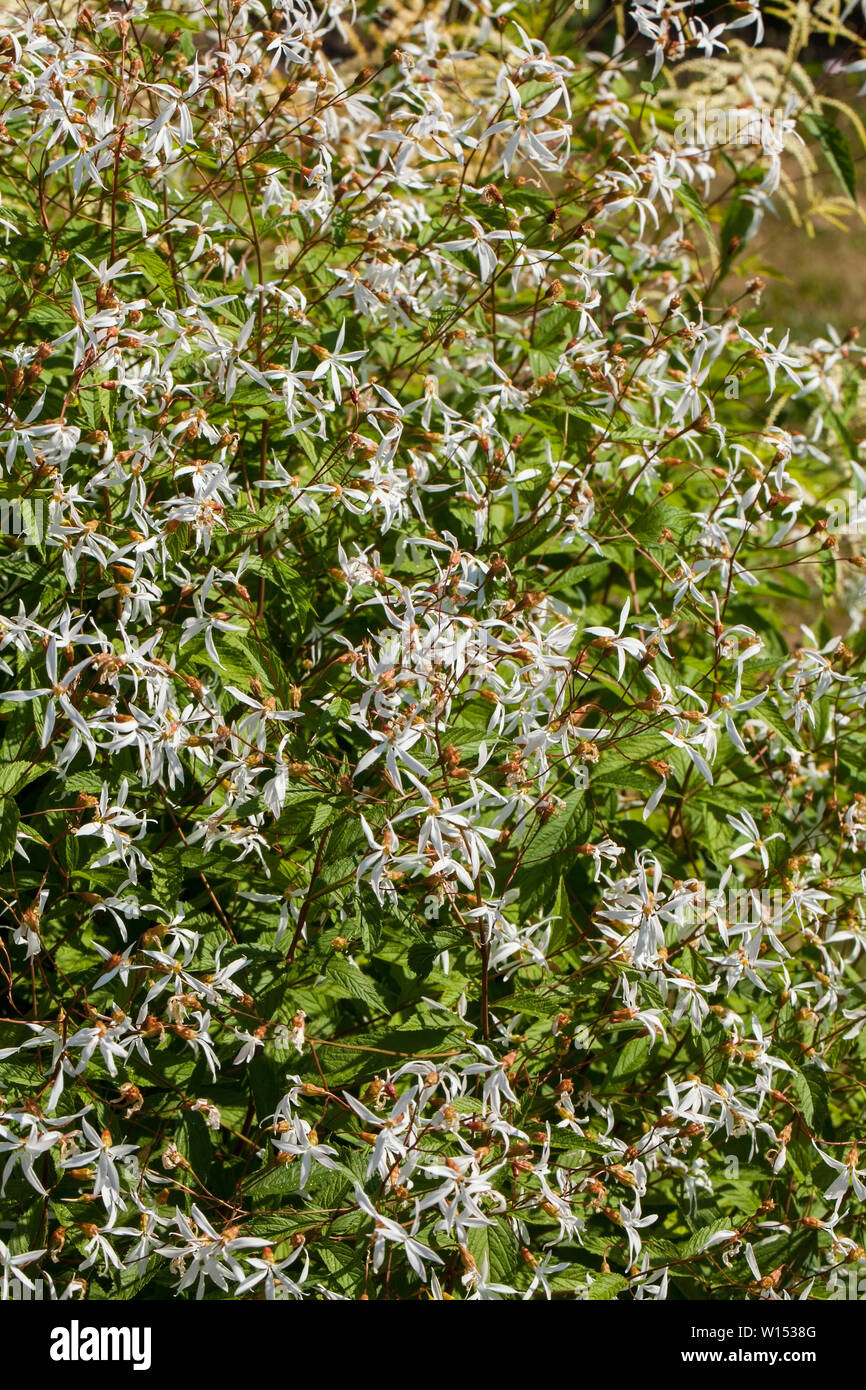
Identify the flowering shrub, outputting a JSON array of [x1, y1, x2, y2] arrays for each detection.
[[2, 0, 866, 1303]]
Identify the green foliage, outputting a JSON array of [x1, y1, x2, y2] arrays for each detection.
[[0, 0, 865, 1305]]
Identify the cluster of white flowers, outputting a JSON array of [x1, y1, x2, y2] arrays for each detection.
[[0, 0, 865, 1301]]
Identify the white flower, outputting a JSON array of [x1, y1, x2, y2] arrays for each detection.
[[60, 1118, 138, 1213], [309, 321, 365, 402], [818, 1145, 866, 1204], [354, 1185, 443, 1282], [0, 1239, 46, 1300], [439, 217, 511, 281], [0, 1118, 61, 1196], [584, 599, 645, 681], [727, 809, 784, 873], [271, 1118, 340, 1191]]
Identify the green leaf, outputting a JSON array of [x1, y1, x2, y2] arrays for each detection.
[[136, 247, 177, 303], [143, 10, 201, 29], [675, 184, 713, 239], [324, 955, 388, 1014], [521, 788, 591, 867], [517, 787, 591, 913], [0, 798, 19, 866], [177, 1109, 213, 1180], [587, 1272, 628, 1299], [790, 1065, 828, 1136], [610, 1035, 651, 1081], [803, 114, 857, 201], [679, 1218, 737, 1260], [548, 875, 573, 954], [719, 199, 755, 269], [467, 1218, 520, 1287], [753, 697, 803, 752], [312, 1026, 467, 1088], [820, 551, 837, 603]]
